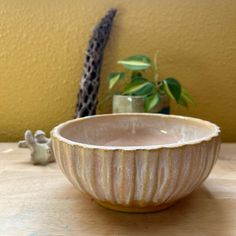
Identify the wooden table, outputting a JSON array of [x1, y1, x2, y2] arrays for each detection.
[[0, 143, 236, 236]]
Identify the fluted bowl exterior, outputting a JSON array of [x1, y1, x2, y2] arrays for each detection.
[[51, 116, 220, 212]]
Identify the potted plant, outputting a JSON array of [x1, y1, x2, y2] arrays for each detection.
[[104, 53, 193, 113]]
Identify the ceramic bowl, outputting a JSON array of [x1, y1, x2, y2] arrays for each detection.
[[51, 113, 221, 213]]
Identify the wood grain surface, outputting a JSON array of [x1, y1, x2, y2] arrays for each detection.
[[0, 143, 236, 236]]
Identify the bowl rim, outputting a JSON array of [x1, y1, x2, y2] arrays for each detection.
[[51, 113, 221, 151]]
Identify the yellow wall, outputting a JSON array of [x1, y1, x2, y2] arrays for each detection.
[[0, 0, 236, 141]]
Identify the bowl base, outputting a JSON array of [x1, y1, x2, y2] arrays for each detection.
[[96, 201, 175, 213]]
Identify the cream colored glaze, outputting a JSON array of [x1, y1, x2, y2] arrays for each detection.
[[51, 113, 221, 212], [57, 113, 219, 149]]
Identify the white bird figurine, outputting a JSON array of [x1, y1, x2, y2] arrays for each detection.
[[18, 130, 55, 165]]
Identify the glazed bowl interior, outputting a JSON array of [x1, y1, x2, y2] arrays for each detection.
[[56, 114, 219, 149]]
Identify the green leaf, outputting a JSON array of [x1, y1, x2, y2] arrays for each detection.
[[118, 55, 152, 71], [181, 88, 194, 104], [131, 71, 144, 82], [133, 83, 156, 96], [162, 78, 182, 102], [178, 95, 188, 108], [108, 72, 125, 90], [144, 93, 160, 112], [123, 81, 154, 96], [130, 72, 151, 95], [178, 87, 194, 108]]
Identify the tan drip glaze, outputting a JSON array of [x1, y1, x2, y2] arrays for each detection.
[[51, 113, 221, 213]]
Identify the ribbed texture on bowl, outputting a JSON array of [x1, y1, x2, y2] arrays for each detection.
[[52, 135, 220, 211]]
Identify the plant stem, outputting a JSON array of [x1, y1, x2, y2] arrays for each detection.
[[154, 51, 160, 84]]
